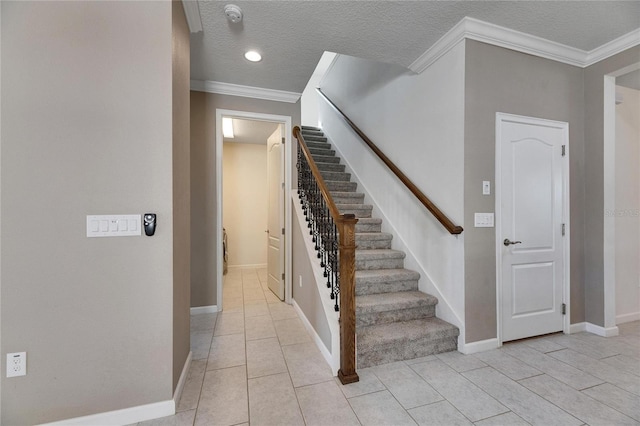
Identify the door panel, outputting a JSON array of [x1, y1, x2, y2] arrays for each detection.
[[267, 125, 285, 300], [499, 115, 567, 342]]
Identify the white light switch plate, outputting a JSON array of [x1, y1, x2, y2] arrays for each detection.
[[474, 213, 494, 227], [87, 215, 141, 237], [483, 181, 491, 195]]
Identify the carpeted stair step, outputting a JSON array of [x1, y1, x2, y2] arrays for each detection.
[[355, 232, 392, 249], [355, 218, 382, 233], [312, 154, 341, 164], [356, 249, 405, 270], [357, 317, 460, 368], [332, 191, 365, 204], [310, 147, 335, 157], [356, 291, 437, 328], [321, 170, 351, 182], [301, 129, 323, 136], [303, 136, 328, 143], [306, 141, 331, 150], [301, 125, 321, 131], [316, 162, 345, 173], [356, 269, 420, 295], [327, 180, 357, 192], [337, 203, 373, 218]]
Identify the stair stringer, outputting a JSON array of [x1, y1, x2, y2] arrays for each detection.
[[322, 130, 466, 350], [291, 195, 341, 375]]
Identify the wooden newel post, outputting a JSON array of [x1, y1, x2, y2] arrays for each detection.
[[337, 214, 359, 384]]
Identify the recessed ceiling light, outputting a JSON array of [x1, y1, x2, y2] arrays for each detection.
[[222, 117, 234, 138], [244, 50, 262, 62]]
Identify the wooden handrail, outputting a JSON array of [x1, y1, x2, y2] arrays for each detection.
[[293, 126, 359, 385], [316, 89, 463, 235]]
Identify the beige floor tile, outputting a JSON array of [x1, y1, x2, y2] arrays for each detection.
[[336, 366, 386, 398], [177, 360, 206, 412], [521, 335, 566, 353], [602, 354, 640, 376], [264, 289, 281, 304], [546, 333, 621, 359], [274, 317, 312, 346], [520, 374, 637, 425], [207, 333, 246, 370], [473, 348, 542, 381], [268, 302, 298, 320], [473, 412, 530, 426], [435, 351, 487, 372], [244, 315, 277, 341], [407, 401, 472, 426], [246, 337, 287, 378], [243, 287, 265, 301], [462, 366, 581, 425], [296, 380, 360, 426], [348, 390, 417, 426], [410, 360, 508, 422], [195, 366, 248, 426], [214, 312, 245, 336], [282, 342, 334, 387], [244, 302, 271, 318], [248, 373, 304, 426], [582, 383, 640, 421], [190, 313, 217, 332], [138, 410, 195, 426], [190, 330, 214, 360], [371, 361, 442, 409], [221, 297, 244, 313]]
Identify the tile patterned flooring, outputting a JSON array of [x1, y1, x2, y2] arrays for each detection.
[[140, 267, 640, 426]]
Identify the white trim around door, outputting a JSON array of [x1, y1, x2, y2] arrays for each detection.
[[495, 112, 571, 344], [215, 110, 293, 311]]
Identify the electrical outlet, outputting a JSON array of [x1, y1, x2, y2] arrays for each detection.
[[7, 352, 27, 377]]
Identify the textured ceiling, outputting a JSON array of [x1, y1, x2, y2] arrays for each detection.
[[223, 118, 279, 145], [191, 1, 640, 93]]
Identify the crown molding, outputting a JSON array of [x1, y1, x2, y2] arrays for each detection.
[[409, 17, 640, 74], [181, 0, 202, 33], [190, 80, 302, 103], [585, 28, 640, 66]]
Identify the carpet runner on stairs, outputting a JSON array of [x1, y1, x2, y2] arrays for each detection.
[[300, 126, 460, 368]]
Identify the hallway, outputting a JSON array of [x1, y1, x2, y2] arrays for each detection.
[[139, 267, 640, 426]]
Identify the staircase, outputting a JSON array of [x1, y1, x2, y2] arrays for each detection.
[[300, 126, 459, 368]]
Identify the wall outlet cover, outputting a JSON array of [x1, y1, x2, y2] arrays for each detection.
[[7, 352, 27, 377]]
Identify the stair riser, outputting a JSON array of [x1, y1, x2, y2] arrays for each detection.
[[321, 171, 351, 182], [357, 306, 435, 328], [356, 279, 418, 296], [339, 207, 372, 218], [316, 163, 345, 172], [310, 148, 335, 157], [355, 239, 391, 249], [356, 257, 404, 270], [301, 130, 323, 137], [303, 136, 328, 142], [306, 141, 331, 150], [357, 337, 458, 368], [355, 222, 381, 233], [327, 181, 357, 192], [312, 155, 340, 164]]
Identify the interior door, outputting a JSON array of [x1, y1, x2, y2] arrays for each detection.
[[267, 125, 285, 300], [498, 114, 567, 342]]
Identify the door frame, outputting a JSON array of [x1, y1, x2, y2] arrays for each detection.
[[494, 112, 571, 344], [215, 109, 293, 310], [603, 62, 640, 330]]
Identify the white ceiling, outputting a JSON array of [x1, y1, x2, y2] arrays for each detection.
[[617, 69, 640, 91], [223, 118, 279, 145], [190, 1, 640, 93]]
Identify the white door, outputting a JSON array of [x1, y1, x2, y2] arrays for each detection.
[[497, 113, 568, 342], [267, 125, 285, 300]]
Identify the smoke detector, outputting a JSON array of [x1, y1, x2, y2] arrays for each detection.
[[224, 4, 243, 23]]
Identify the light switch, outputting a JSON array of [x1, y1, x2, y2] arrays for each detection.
[[87, 215, 142, 237], [474, 213, 494, 227], [483, 181, 491, 195]]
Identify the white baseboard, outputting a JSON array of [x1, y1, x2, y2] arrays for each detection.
[[190, 305, 218, 315], [458, 337, 500, 354], [228, 263, 267, 270], [292, 299, 339, 375], [39, 400, 175, 426], [173, 351, 192, 409], [616, 312, 640, 324], [569, 321, 619, 337]]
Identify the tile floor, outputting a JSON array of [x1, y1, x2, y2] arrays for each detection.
[[139, 267, 640, 426]]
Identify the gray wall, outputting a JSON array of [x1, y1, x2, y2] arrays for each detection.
[[172, 0, 191, 391], [190, 91, 300, 308], [464, 40, 585, 342], [1, 1, 179, 424], [584, 46, 640, 327]]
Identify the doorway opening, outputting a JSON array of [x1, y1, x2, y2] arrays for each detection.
[[604, 63, 640, 331], [216, 109, 293, 312]]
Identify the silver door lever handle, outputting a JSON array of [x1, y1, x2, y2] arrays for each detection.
[[504, 238, 522, 246]]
